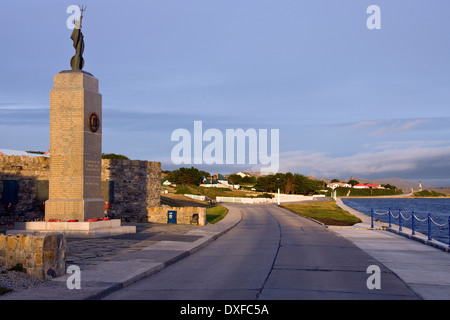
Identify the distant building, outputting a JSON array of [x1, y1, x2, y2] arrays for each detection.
[[327, 182, 351, 189], [353, 183, 382, 189], [236, 171, 251, 178], [0, 149, 49, 157], [200, 173, 234, 189]]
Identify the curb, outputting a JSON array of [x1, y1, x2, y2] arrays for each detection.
[[87, 205, 243, 300], [1, 206, 243, 300], [334, 198, 450, 254], [385, 227, 450, 253]]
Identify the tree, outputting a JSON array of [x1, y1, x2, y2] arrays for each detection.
[[242, 176, 256, 184], [102, 153, 129, 160], [347, 179, 359, 186], [254, 173, 323, 195], [293, 174, 323, 195], [167, 167, 210, 186], [227, 174, 243, 185], [284, 173, 296, 194], [331, 178, 340, 183]]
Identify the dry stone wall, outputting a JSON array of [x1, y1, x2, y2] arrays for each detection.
[[0, 155, 161, 224], [102, 159, 161, 222], [147, 206, 207, 226], [0, 233, 66, 280]]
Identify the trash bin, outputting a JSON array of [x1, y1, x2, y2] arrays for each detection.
[[168, 210, 177, 224]]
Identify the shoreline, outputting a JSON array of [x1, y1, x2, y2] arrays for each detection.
[[335, 198, 450, 253], [340, 195, 450, 199]]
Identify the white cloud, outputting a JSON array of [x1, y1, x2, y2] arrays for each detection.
[[351, 118, 429, 136], [0, 103, 47, 110], [276, 141, 450, 179]]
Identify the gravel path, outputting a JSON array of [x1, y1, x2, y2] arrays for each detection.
[[0, 222, 199, 297]]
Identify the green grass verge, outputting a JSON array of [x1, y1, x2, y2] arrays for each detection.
[[334, 187, 403, 197], [206, 204, 228, 224], [175, 185, 258, 199], [414, 190, 447, 197], [281, 201, 362, 226]]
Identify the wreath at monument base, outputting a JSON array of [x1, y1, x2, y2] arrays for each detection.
[[5, 203, 15, 213]]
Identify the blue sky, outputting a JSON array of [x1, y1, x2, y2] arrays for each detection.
[[1, 1, 450, 185]]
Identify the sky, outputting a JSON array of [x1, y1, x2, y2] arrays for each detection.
[[1, 0, 450, 186]]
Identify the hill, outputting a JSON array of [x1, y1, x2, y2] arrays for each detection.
[[428, 186, 450, 195]]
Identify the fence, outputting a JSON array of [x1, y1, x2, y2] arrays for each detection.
[[184, 194, 206, 201], [216, 196, 275, 204], [216, 194, 325, 204], [371, 208, 450, 247]]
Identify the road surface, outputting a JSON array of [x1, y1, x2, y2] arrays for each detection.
[[103, 204, 419, 300]]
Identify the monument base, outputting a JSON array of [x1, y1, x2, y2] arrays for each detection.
[[45, 199, 105, 222], [8, 219, 136, 239]]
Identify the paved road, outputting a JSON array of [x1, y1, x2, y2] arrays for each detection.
[[103, 204, 420, 300]]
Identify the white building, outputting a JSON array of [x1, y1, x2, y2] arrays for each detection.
[[327, 182, 351, 189]]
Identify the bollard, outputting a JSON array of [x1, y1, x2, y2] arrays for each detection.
[[411, 211, 415, 235], [427, 213, 432, 241], [399, 211, 402, 232], [371, 209, 374, 229], [448, 216, 450, 248]]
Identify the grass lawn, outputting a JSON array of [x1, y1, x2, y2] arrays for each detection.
[[206, 205, 228, 224], [413, 190, 447, 197], [281, 201, 362, 226]]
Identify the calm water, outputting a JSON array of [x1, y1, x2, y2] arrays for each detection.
[[342, 198, 450, 244]]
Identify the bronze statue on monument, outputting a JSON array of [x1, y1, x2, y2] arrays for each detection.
[[70, 5, 86, 70]]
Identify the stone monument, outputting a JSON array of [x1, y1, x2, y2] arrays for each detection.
[[10, 7, 135, 237], [46, 6, 104, 222]]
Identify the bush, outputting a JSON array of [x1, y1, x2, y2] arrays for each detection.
[[255, 193, 274, 198], [175, 185, 193, 195], [414, 190, 446, 197], [102, 153, 130, 160]]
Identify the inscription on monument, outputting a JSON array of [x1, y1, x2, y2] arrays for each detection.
[[85, 159, 100, 172]]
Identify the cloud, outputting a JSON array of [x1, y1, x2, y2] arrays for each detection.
[[0, 108, 48, 126], [277, 140, 450, 180], [350, 118, 429, 136], [0, 103, 47, 110]]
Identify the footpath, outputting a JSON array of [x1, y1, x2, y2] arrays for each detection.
[[331, 198, 450, 300], [1, 206, 242, 300], [2, 200, 450, 300]]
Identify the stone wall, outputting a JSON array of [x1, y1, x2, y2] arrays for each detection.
[[147, 206, 207, 226], [0, 155, 161, 224], [0, 233, 66, 280], [0, 156, 50, 224], [102, 159, 161, 222]]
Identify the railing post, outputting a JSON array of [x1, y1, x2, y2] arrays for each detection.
[[448, 216, 450, 248], [371, 209, 374, 229], [388, 208, 392, 228], [411, 211, 415, 235], [399, 210, 402, 232], [427, 213, 432, 241]]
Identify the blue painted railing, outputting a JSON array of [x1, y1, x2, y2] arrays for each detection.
[[371, 208, 450, 247]]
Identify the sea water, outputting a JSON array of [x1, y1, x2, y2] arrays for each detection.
[[341, 198, 450, 244]]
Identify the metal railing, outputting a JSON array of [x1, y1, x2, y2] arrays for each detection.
[[371, 208, 450, 247]]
